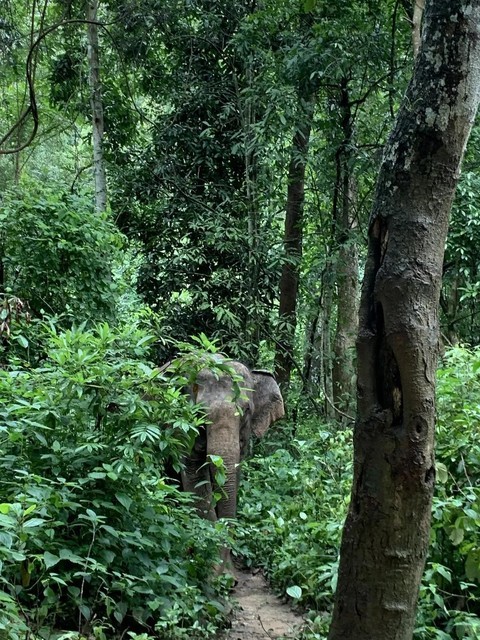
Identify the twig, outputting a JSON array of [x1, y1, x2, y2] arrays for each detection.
[[258, 615, 275, 639]]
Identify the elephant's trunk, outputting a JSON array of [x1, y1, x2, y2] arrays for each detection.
[[206, 408, 241, 521]]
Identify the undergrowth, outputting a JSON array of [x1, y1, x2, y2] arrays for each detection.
[[2, 306, 480, 640], [0, 321, 232, 640], [236, 346, 480, 639]]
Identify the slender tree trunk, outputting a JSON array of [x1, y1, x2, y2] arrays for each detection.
[[244, 64, 261, 363], [332, 218, 358, 415], [332, 80, 359, 414], [412, 0, 425, 57], [440, 260, 460, 345], [87, 0, 107, 213], [275, 10, 318, 386], [304, 291, 323, 388], [233, 60, 262, 363], [328, 2, 480, 639], [321, 270, 335, 418], [302, 269, 332, 416], [275, 94, 316, 385]]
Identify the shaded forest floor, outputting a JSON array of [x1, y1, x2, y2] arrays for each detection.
[[219, 569, 304, 640]]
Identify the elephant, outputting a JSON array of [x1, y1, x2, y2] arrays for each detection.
[[181, 360, 285, 525]]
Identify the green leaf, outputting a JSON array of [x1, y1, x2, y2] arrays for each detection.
[[436, 565, 452, 582], [435, 462, 448, 483], [88, 472, 107, 479], [23, 504, 37, 516], [23, 518, 46, 528], [208, 454, 224, 468], [44, 551, 61, 569], [15, 335, 29, 348], [449, 527, 464, 546], [59, 549, 85, 564], [79, 603, 91, 621], [115, 493, 133, 511], [286, 585, 302, 599]]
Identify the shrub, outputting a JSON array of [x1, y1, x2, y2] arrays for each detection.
[[0, 181, 123, 323], [0, 321, 231, 638], [236, 422, 352, 611], [415, 346, 480, 638]]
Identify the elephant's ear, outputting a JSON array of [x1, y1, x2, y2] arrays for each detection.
[[250, 371, 285, 438]]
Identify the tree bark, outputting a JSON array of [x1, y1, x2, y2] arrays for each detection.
[[332, 222, 358, 415], [332, 79, 359, 414], [412, 0, 425, 58], [321, 269, 335, 418], [87, 0, 107, 213], [275, 93, 316, 385], [328, 2, 480, 639]]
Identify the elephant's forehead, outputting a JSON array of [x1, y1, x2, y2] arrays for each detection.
[[196, 370, 229, 389], [196, 363, 251, 388]]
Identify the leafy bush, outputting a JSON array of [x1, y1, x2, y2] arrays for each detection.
[[415, 346, 480, 639], [0, 181, 123, 323], [0, 321, 232, 639]]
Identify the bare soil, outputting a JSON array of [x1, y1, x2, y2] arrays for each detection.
[[219, 569, 304, 640]]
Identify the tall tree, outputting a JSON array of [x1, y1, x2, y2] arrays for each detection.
[[109, 0, 285, 361], [328, 1, 480, 639], [296, 0, 409, 410], [86, 0, 107, 212], [331, 77, 359, 414], [275, 92, 316, 386]]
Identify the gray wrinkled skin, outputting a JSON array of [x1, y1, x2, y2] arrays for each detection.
[[182, 360, 284, 523]]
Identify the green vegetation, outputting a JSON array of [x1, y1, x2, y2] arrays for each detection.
[[235, 347, 480, 639], [1, 1, 480, 638], [0, 320, 233, 639], [4, 332, 479, 638], [1, 182, 122, 322]]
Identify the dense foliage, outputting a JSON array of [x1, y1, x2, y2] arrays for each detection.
[[3, 330, 480, 638], [0, 321, 234, 639], [1, 0, 480, 638], [1, 182, 122, 322]]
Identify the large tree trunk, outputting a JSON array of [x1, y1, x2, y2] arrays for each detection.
[[328, 2, 480, 640], [87, 0, 107, 213]]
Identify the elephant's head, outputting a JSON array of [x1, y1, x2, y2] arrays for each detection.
[[250, 370, 285, 438], [190, 361, 284, 521]]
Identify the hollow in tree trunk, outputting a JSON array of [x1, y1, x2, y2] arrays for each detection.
[[328, 2, 480, 639]]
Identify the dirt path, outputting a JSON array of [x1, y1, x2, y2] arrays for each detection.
[[220, 569, 304, 640]]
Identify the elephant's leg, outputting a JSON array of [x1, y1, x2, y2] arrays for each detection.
[[182, 428, 217, 521]]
